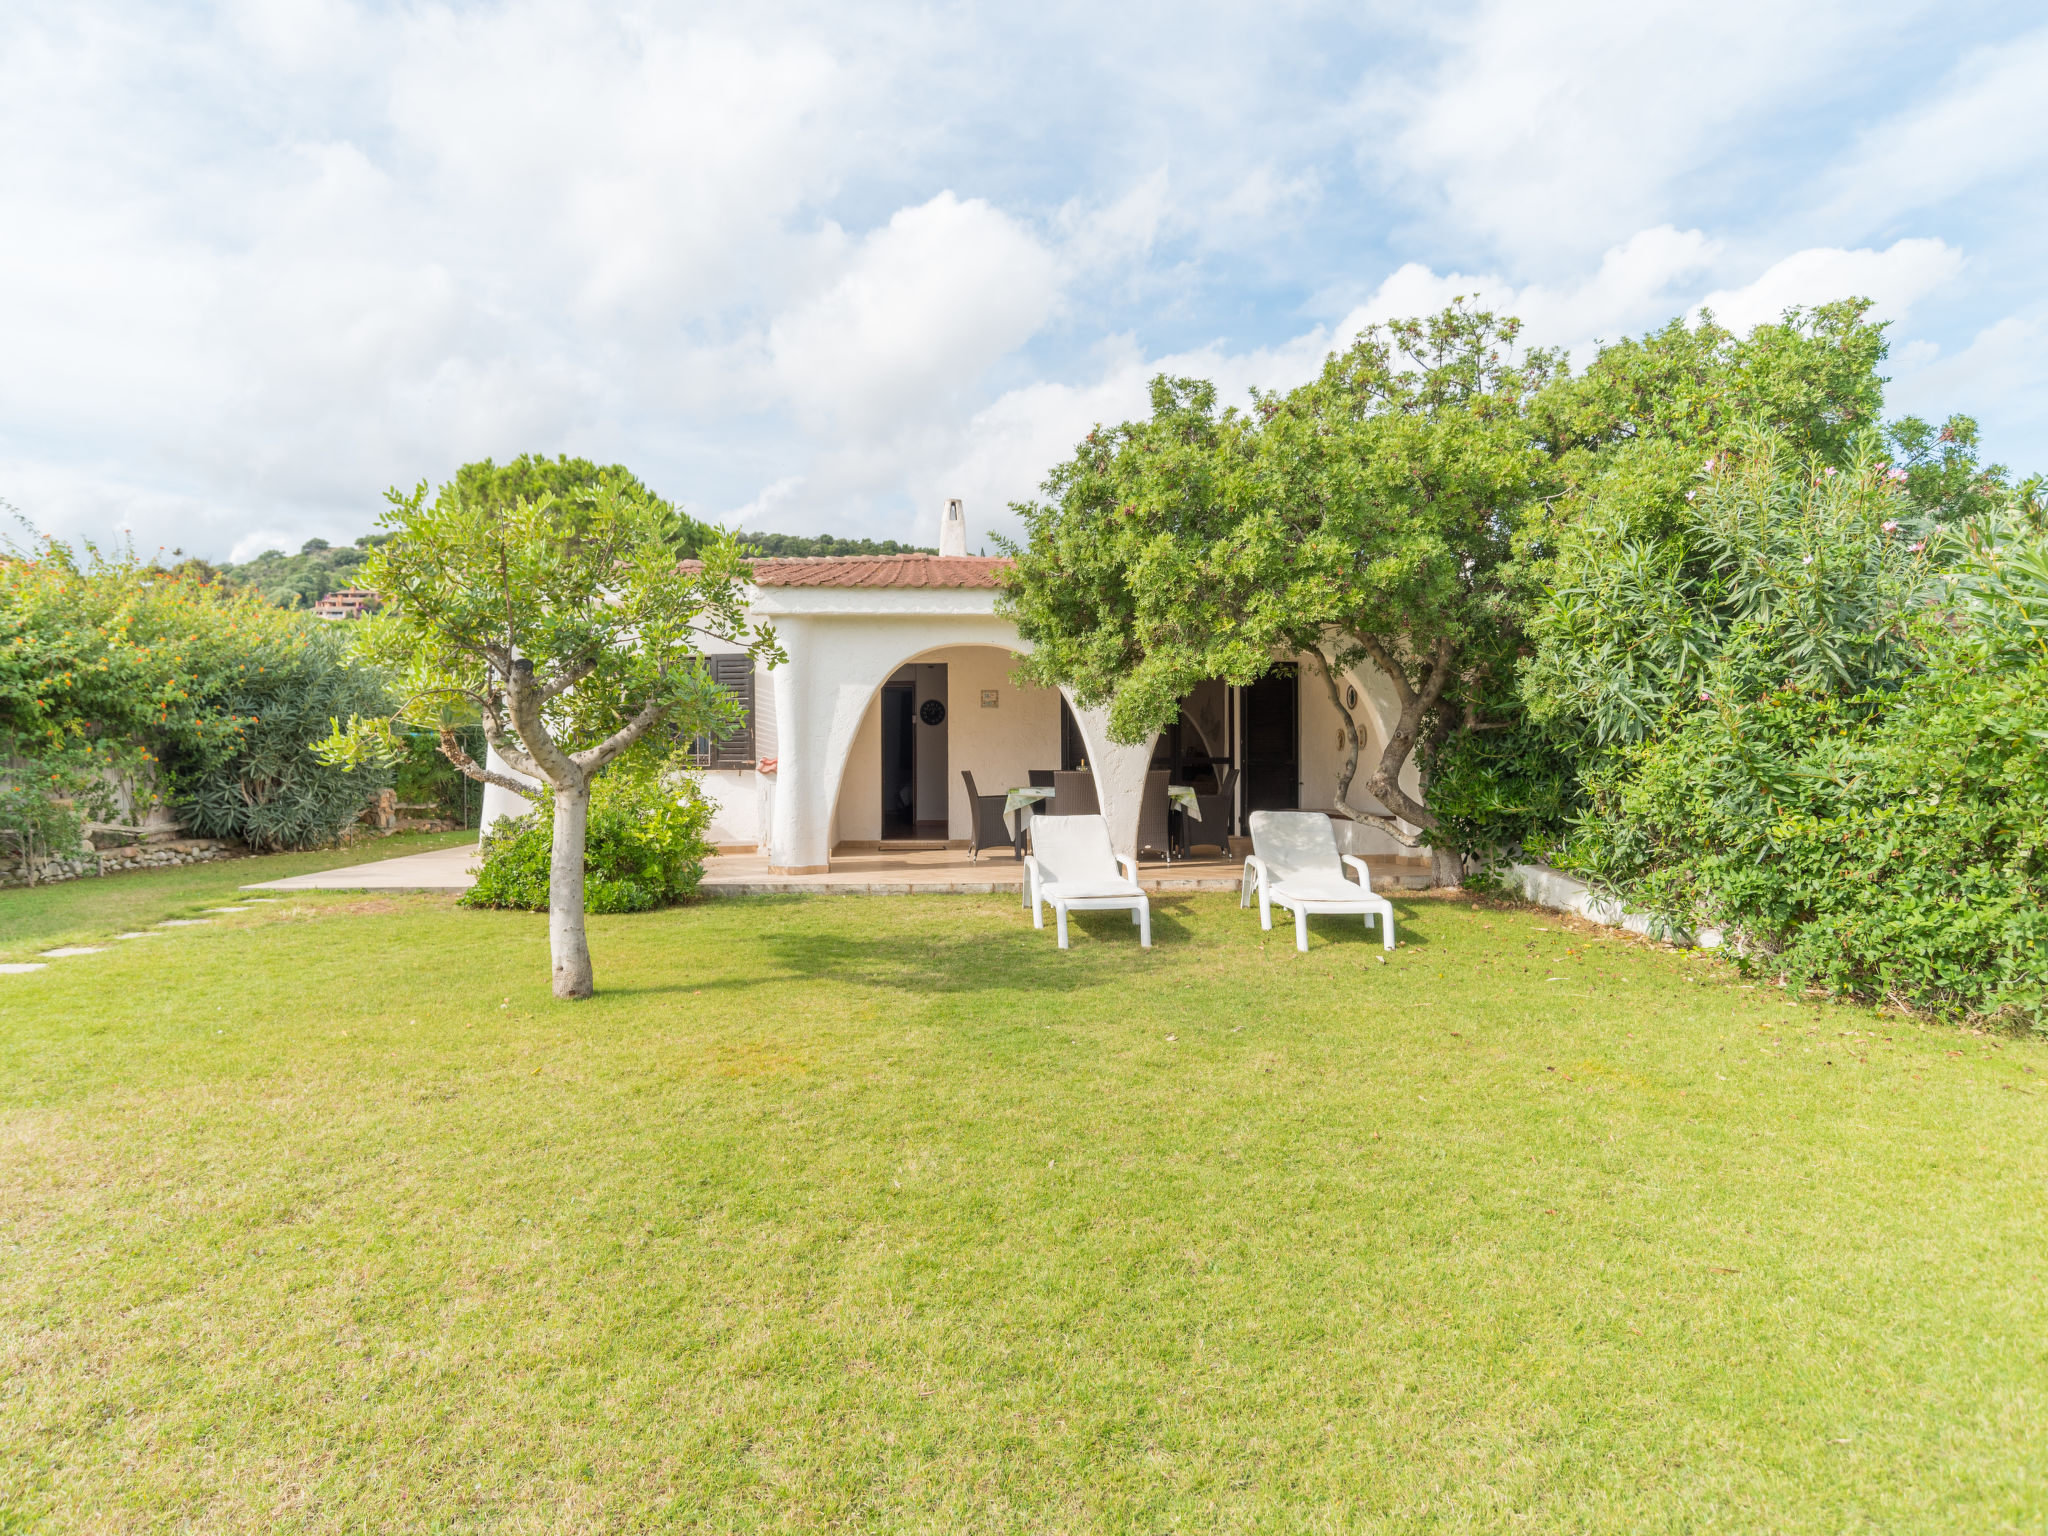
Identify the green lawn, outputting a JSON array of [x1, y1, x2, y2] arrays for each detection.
[[0, 830, 476, 961], [2, 853, 2044, 1532]]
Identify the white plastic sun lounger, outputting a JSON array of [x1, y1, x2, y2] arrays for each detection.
[[1024, 814, 1151, 950], [1240, 810, 1396, 953]]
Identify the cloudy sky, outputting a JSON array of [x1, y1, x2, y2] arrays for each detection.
[[3, 1, 2043, 562]]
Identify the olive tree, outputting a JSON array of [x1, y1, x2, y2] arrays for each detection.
[[316, 467, 776, 999]]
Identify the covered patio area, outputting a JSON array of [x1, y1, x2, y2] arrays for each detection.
[[246, 839, 1434, 897], [700, 844, 1433, 896]]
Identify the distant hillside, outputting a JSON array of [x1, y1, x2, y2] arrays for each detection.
[[173, 537, 385, 610], [184, 527, 935, 609]]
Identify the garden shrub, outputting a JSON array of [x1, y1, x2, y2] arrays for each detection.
[[1524, 425, 1926, 750], [1565, 646, 2048, 1024], [165, 619, 395, 848], [0, 535, 392, 850], [1533, 440, 2048, 1027], [462, 769, 714, 914]]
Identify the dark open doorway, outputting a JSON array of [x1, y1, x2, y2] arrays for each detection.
[[1059, 696, 1088, 770], [881, 682, 916, 836], [1148, 678, 1234, 835], [880, 663, 950, 842], [1241, 663, 1299, 814]]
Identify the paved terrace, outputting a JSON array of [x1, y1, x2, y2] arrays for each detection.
[[246, 843, 1437, 896]]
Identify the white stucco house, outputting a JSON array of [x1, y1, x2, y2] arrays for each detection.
[[481, 501, 1434, 875]]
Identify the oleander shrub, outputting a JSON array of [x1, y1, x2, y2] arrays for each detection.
[[463, 768, 714, 914], [1534, 440, 2048, 1026], [164, 618, 394, 849]]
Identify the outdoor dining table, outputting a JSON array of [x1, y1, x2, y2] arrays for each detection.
[[1003, 786, 1057, 859], [1004, 786, 1057, 907], [1167, 783, 1200, 856]]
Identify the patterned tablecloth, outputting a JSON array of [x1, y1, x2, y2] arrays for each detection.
[[1005, 785, 1199, 839], [1003, 786, 1057, 837]]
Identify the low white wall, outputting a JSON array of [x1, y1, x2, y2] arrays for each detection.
[[1498, 863, 1721, 947]]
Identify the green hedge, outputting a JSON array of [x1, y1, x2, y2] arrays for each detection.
[[1533, 444, 2048, 1027], [0, 540, 391, 852]]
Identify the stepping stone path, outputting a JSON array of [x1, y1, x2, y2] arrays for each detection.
[[7, 895, 295, 976]]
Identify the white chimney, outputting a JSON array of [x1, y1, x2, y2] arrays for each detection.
[[939, 497, 968, 557]]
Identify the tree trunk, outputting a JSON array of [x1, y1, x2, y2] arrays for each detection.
[[1430, 844, 1465, 889], [549, 785, 594, 1000]]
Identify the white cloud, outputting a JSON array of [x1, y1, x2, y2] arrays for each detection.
[[1327, 232, 1961, 365], [923, 316, 1417, 549], [929, 228, 1985, 551], [1056, 171, 1172, 273], [1363, 0, 1910, 261], [384, 8, 848, 319], [0, 0, 2034, 558], [722, 475, 809, 534], [0, 1, 888, 548], [1889, 308, 2048, 444], [1690, 238, 1962, 333], [229, 527, 309, 563], [1322, 225, 1722, 357], [766, 192, 1061, 434], [1822, 26, 2048, 229]]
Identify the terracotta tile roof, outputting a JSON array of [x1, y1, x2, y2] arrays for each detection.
[[681, 554, 1012, 589]]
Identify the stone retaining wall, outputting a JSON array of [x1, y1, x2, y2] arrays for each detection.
[[0, 838, 238, 889]]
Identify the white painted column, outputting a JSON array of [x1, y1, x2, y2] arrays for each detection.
[[1065, 696, 1157, 861], [478, 739, 542, 838], [765, 618, 831, 873]]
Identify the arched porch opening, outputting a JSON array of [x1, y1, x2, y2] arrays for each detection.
[[822, 641, 1101, 853], [764, 608, 1160, 874]]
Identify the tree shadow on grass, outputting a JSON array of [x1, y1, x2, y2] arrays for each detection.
[[594, 893, 1442, 1003], [599, 895, 1204, 1001], [1275, 900, 1432, 953]]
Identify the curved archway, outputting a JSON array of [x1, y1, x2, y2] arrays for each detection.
[[763, 611, 1045, 871], [819, 639, 1041, 852], [764, 612, 1162, 871]]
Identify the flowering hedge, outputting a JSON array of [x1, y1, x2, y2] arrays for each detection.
[[0, 539, 391, 852], [1530, 441, 2048, 1027]]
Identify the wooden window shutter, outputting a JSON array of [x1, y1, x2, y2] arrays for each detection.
[[702, 655, 755, 768]]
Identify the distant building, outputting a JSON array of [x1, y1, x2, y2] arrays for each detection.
[[311, 588, 380, 620]]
